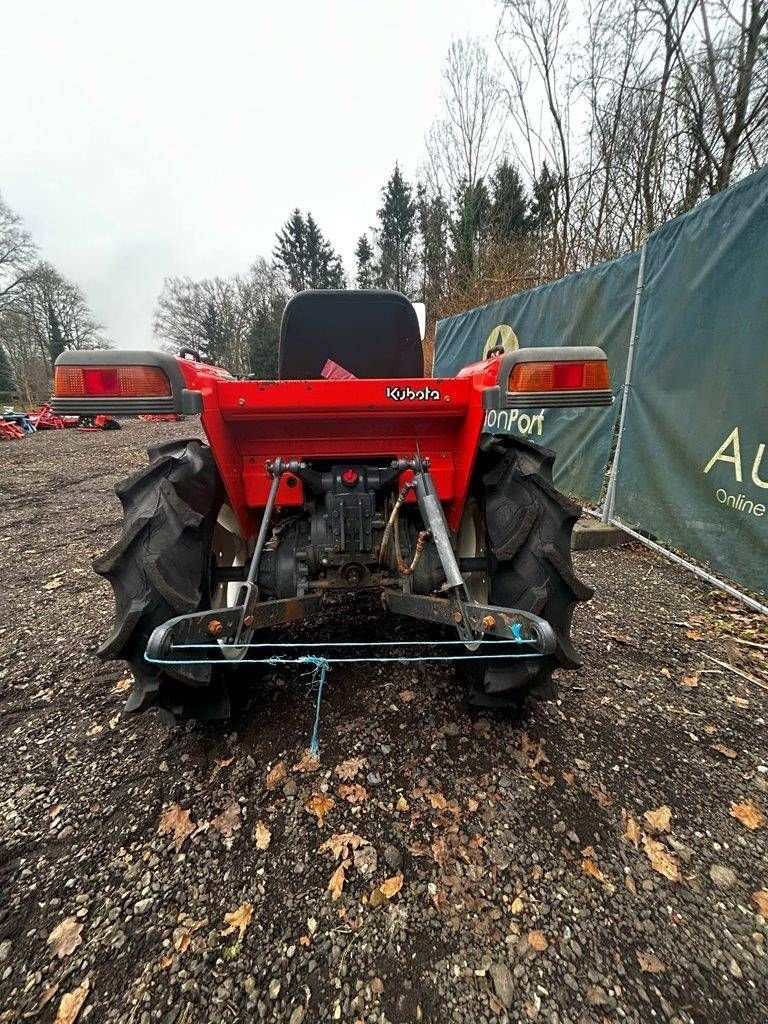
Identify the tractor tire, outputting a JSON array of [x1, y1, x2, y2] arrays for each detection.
[[461, 434, 593, 709], [93, 438, 229, 723]]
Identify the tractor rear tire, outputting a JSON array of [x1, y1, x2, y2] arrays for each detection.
[[462, 434, 593, 709], [94, 438, 229, 723]]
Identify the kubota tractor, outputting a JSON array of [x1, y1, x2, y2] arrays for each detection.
[[52, 290, 612, 723]]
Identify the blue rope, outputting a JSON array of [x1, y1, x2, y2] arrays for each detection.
[[145, 626, 536, 757]]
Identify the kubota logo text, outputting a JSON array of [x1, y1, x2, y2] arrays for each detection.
[[386, 386, 442, 401]]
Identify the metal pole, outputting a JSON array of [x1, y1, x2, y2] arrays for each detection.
[[602, 242, 647, 522]]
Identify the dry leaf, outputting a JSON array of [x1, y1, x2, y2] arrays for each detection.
[[254, 821, 271, 851], [711, 743, 737, 759], [625, 874, 637, 894], [49, 802, 63, 818], [221, 903, 253, 939], [510, 896, 524, 914], [427, 791, 448, 810], [686, 630, 703, 641], [319, 832, 369, 860], [643, 805, 672, 834], [214, 756, 234, 768], [47, 917, 83, 959], [636, 950, 666, 973], [527, 930, 548, 951], [157, 804, 195, 852], [727, 695, 749, 709], [730, 801, 766, 830], [752, 890, 768, 916], [622, 812, 642, 848], [660, 667, 672, 679], [338, 783, 368, 804], [642, 835, 682, 882], [395, 795, 409, 812], [522, 732, 549, 768], [305, 793, 335, 828], [54, 977, 90, 1024], [293, 749, 321, 773], [43, 577, 64, 591], [371, 977, 384, 995], [466, 797, 479, 812], [265, 761, 288, 790], [582, 858, 606, 883], [211, 800, 241, 838], [158, 954, 174, 970], [379, 874, 404, 898], [679, 674, 699, 688], [589, 786, 614, 809], [112, 676, 132, 693], [335, 756, 367, 781], [574, 757, 590, 771], [399, 690, 415, 702], [328, 859, 349, 901]]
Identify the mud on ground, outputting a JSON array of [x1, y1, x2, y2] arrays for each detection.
[[1, 420, 766, 1024]]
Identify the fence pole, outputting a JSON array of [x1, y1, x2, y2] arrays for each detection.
[[602, 242, 647, 523]]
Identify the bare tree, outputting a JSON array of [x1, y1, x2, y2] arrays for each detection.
[[425, 39, 506, 199], [0, 194, 36, 313]]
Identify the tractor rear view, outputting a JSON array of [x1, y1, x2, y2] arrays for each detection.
[[52, 290, 612, 723]]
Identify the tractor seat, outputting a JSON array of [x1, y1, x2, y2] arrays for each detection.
[[278, 289, 424, 380]]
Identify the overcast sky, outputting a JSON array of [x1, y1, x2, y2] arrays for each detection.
[[1, 0, 499, 349]]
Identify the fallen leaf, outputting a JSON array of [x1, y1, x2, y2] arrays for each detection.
[[727, 695, 749, 709], [48, 803, 63, 818], [43, 577, 64, 591], [158, 954, 174, 970], [54, 977, 89, 1024], [319, 832, 369, 860], [395, 796, 409, 812], [642, 834, 682, 882], [730, 801, 766, 830], [328, 859, 349, 901], [335, 756, 367, 781], [157, 804, 195, 852], [582, 858, 606, 883], [338, 783, 368, 804], [636, 950, 666, 973], [298, 934, 311, 947], [574, 758, 590, 771], [214, 756, 234, 768], [47, 917, 83, 958], [660, 667, 672, 679], [643, 804, 672, 834], [112, 676, 132, 694], [752, 890, 768, 916], [679, 674, 699, 688], [686, 630, 703, 641], [379, 874, 404, 898], [265, 761, 288, 790], [371, 977, 384, 994], [527, 930, 548, 951], [622, 812, 642, 848], [510, 896, 524, 913], [711, 743, 737, 759], [427, 791, 448, 810], [399, 690, 415, 702], [221, 903, 253, 939], [588, 786, 614, 809], [211, 800, 241, 839], [293, 749, 321, 773], [522, 732, 549, 768], [466, 798, 479, 812], [305, 793, 335, 827], [254, 821, 271, 850], [625, 874, 637, 894]]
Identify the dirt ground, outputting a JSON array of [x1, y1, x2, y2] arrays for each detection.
[[1, 420, 767, 1024]]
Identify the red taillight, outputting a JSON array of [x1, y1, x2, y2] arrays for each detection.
[[54, 365, 171, 398], [341, 469, 359, 487], [509, 360, 610, 393]]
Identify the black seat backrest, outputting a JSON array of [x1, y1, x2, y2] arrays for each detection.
[[278, 289, 423, 380]]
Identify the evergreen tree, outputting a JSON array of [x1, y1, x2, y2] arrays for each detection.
[[355, 234, 375, 289], [246, 294, 285, 379], [490, 159, 530, 238], [450, 179, 491, 285], [417, 185, 449, 310], [529, 163, 557, 234], [375, 164, 417, 293], [0, 344, 15, 402], [274, 210, 346, 291], [273, 209, 308, 292]]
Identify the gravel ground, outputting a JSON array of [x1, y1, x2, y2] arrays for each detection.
[[1, 420, 767, 1024]]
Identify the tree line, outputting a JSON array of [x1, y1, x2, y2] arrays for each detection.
[[0, 196, 109, 405], [155, 0, 766, 375]]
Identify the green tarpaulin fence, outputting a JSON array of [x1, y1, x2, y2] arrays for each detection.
[[434, 166, 768, 599]]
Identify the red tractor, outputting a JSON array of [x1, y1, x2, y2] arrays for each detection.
[[52, 290, 612, 723]]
